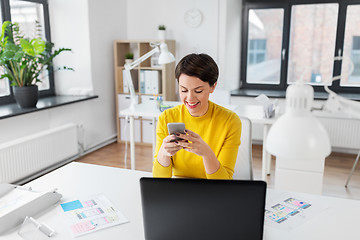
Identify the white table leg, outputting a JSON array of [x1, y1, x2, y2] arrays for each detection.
[[152, 117, 156, 158], [265, 124, 272, 175], [129, 116, 135, 170], [262, 124, 270, 181]]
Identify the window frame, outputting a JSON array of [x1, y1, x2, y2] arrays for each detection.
[[0, 0, 54, 105], [240, 0, 360, 94]]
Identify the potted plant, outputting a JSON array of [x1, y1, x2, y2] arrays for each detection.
[[0, 21, 72, 108], [158, 25, 166, 40], [125, 52, 134, 64]]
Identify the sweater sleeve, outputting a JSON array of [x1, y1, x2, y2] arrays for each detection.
[[206, 114, 242, 179], [152, 112, 173, 178]]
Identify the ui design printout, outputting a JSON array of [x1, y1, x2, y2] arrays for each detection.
[[60, 194, 129, 237], [264, 192, 329, 230]]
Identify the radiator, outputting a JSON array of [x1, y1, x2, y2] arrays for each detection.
[[319, 118, 360, 151], [0, 123, 79, 184]]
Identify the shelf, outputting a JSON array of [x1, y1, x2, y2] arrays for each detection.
[[114, 40, 177, 143]]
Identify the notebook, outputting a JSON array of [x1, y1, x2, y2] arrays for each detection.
[[140, 177, 267, 240]]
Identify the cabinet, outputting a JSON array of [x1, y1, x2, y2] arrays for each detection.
[[114, 40, 177, 143]]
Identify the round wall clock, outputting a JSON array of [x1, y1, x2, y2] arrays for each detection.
[[184, 9, 203, 28]]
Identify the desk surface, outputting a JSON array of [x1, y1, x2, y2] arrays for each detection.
[[2, 162, 359, 240]]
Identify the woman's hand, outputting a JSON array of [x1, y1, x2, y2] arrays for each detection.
[[175, 129, 212, 157], [157, 134, 183, 167], [161, 135, 183, 156], [176, 129, 220, 174]]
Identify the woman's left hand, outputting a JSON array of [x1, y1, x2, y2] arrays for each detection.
[[175, 129, 212, 158]]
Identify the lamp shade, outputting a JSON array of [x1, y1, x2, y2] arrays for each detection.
[[266, 114, 331, 161], [158, 43, 175, 64], [266, 82, 331, 160]]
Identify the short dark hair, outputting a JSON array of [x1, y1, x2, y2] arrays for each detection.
[[175, 53, 219, 86]]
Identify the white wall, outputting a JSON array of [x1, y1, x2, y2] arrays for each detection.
[[126, 0, 242, 90], [0, 0, 127, 150]]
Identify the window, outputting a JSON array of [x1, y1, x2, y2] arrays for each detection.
[[241, 0, 360, 94], [0, 0, 53, 105], [246, 8, 284, 85], [341, 4, 360, 86]]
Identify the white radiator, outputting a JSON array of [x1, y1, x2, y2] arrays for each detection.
[[0, 123, 79, 184], [319, 118, 360, 151]]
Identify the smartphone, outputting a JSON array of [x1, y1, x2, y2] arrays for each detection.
[[167, 122, 185, 142]]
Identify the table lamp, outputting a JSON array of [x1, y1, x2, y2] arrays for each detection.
[[266, 81, 331, 194], [123, 42, 175, 110]]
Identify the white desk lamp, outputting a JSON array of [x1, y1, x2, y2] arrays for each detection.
[[123, 42, 175, 110], [266, 81, 331, 194], [319, 57, 360, 187], [321, 56, 360, 119]]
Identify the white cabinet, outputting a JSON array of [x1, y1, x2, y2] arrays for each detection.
[[142, 120, 156, 144], [119, 118, 141, 142]]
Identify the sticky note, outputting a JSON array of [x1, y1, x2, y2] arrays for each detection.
[[61, 200, 83, 212]]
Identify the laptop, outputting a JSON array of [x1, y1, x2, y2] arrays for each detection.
[[140, 177, 267, 240]]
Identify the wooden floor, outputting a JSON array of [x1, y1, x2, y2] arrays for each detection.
[[76, 142, 360, 200]]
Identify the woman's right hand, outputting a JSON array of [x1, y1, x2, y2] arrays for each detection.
[[157, 135, 183, 167]]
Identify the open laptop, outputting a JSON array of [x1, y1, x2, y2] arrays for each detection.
[[140, 177, 267, 240]]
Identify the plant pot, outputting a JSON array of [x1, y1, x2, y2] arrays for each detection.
[[158, 30, 166, 40], [125, 59, 133, 64], [12, 85, 39, 108]]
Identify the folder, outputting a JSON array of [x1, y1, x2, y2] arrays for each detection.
[[122, 70, 129, 93], [0, 184, 62, 234], [150, 71, 160, 94], [144, 70, 152, 94], [140, 70, 145, 94]]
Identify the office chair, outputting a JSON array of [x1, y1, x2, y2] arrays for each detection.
[[209, 88, 231, 106], [233, 116, 254, 180]]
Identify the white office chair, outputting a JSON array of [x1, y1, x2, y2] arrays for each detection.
[[233, 116, 254, 180], [209, 88, 231, 105]]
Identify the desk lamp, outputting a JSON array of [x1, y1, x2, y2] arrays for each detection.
[[319, 57, 360, 187], [124, 42, 175, 110], [266, 81, 331, 194], [321, 56, 360, 118]]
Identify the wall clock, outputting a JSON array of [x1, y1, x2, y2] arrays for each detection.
[[184, 9, 203, 28]]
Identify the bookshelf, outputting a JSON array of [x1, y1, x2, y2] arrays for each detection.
[[114, 40, 177, 143]]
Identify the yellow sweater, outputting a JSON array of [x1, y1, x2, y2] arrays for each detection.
[[153, 101, 241, 179]]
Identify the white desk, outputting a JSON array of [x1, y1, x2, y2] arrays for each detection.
[[119, 101, 181, 170], [233, 105, 277, 180], [120, 102, 276, 181], [1, 162, 359, 239]]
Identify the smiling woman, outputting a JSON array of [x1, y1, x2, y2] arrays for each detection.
[[153, 53, 242, 180]]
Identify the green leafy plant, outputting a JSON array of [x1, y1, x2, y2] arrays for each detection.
[[158, 25, 166, 30], [125, 52, 134, 59], [0, 21, 72, 87]]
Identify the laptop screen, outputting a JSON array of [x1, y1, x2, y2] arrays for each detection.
[[140, 177, 267, 240]]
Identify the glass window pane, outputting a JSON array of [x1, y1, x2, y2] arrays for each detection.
[[0, 5, 10, 97], [246, 9, 284, 84], [0, 70, 11, 97], [341, 5, 360, 87], [287, 4, 338, 85], [10, 0, 49, 91]]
